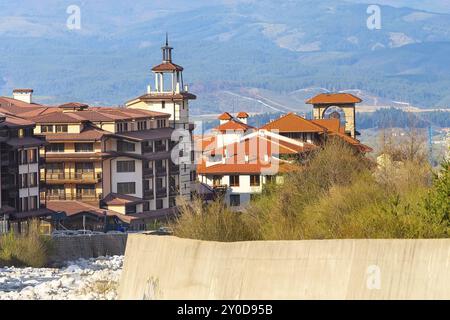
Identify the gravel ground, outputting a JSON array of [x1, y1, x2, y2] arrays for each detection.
[[0, 255, 123, 300]]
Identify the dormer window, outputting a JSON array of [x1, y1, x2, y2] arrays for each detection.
[[137, 121, 147, 131], [56, 125, 68, 133], [116, 122, 128, 132], [41, 125, 54, 133]]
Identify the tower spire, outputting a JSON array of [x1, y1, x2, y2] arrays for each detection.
[[162, 33, 173, 63]]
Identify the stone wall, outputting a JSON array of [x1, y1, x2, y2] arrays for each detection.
[[49, 234, 127, 266], [118, 235, 450, 300]]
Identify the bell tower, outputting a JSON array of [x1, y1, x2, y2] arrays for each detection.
[[126, 34, 196, 130], [306, 93, 361, 138]]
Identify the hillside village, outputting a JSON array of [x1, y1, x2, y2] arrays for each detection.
[[0, 39, 379, 234]]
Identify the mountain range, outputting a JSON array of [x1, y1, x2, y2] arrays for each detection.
[[1, 0, 450, 115]]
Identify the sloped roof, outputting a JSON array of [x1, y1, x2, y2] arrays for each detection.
[[40, 124, 111, 141], [260, 113, 325, 133], [152, 62, 184, 72], [237, 112, 249, 118], [306, 93, 362, 104], [311, 118, 341, 132], [214, 119, 254, 132], [103, 193, 146, 206], [218, 112, 233, 120]]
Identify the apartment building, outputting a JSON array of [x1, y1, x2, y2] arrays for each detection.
[[22, 104, 181, 215], [0, 110, 49, 233], [126, 36, 195, 202]]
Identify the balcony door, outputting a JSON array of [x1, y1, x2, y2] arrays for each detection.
[[75, 163, 94, 180], [46, 163, 64, 180]]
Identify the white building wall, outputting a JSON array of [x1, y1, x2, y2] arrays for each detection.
[[110, 157, 143, 198]]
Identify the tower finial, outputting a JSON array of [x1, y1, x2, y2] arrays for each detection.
[[161, 33, 173, 63]]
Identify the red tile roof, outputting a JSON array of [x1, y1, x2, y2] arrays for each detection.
[[152, 62, 184, 72], [237, 112, 249, 118], [214, 119, 254, 132], [306, 93, 362, 104], [39, 124, 111, 142], [218, 112, 233, 120], [197, 157, 298, 175], [260, 113, 325, 133], [311, 118, 341, 132]]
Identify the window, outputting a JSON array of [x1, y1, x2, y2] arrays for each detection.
[[250, 175, 260, 187], [41, 125, 53, 133], [143, 201, 150, 211], [48, 185, 65, 198], [161, 101, 166, 109], [75, 162, 94, 173], [46, 143, 65, 153], [229, 175, 240, 187], [117, 160, 135, 173], [117, 140, 135, 152], [28, 149, 37, 164], [156, 199, 163, 210], [55, 124, 68, 133], [76, 184, 96, 198], [19, 150, 27, 164], [157, 119, 166, 128], [21, 197, 29, 212], [116, 122, 129, 132], [137, 121, 147, 131], [29, 172, 38, 187], [230, 194, 240, 207], [47, 163, 64, 173], [117, 182, 136, 195], [20, 174, 28, 188], [144, 179, 152, 191], [125, 205, 137, 214], [29, 196, 38, 210], [143, 141, 153, 152], [155, 140, 166, 152], [156, 177, 164, 190], [75, 143, 94, 152], [213, 175, 222, 186]]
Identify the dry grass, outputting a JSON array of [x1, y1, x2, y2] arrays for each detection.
[[171, 197, 258, 242], [0, 220, 53, 267], [173, 138, 449, 241]]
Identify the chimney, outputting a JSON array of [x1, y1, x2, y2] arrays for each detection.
[[13, 89, 33, 104], [237, 112, 249, 124]]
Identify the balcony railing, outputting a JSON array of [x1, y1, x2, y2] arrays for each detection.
[[46, 194, 67, 201], [143, 146, 154, 153], [143, 167, 154, 176], [144, 189, 154, 199], [155, 167, 166, 176], [155, 144, 167, 152], [156, 188, 167, 198], [45, 172, 100, 182]]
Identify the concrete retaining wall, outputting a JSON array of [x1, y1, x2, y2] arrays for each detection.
[[49, 234, 127, 266], [118, 235, 450, 300]]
